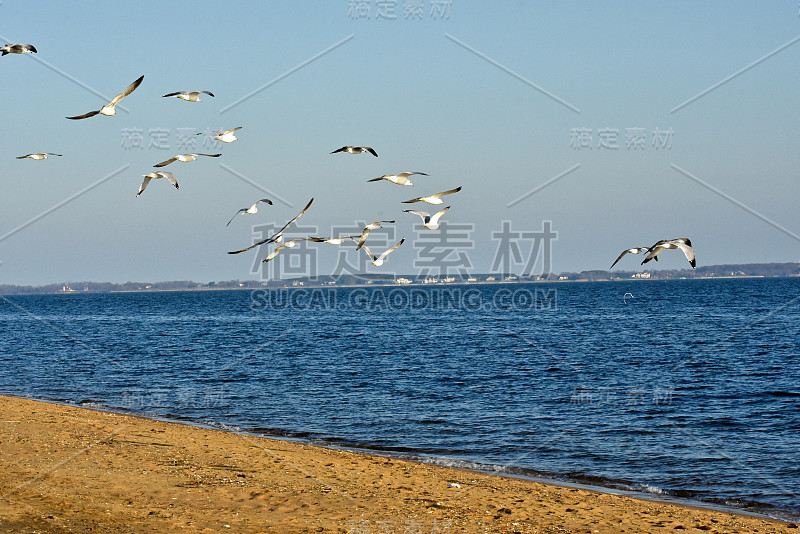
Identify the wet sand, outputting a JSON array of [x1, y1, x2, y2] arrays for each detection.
[[0, 395, 795, 533]]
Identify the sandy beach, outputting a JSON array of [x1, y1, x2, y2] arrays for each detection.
[[0, 395, 795, 533]]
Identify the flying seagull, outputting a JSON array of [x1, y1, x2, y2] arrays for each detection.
[[331, 146, 378, 157], [162, 90, 214, 102], [367, 171, 427, 187], [137, 171, 178, 197], [1, 43, 36, 55], [66, 75, 144, 120], [354, 220, 395, 250], [360, 238, 406, 267], [16, 153, 62, 160], [154, 153, 222, 168], [310, 235, 360, 245], [263, 238, 314, 263], [609, 247, 657, 269], [226, 198, 274, 227], [228, 198, 314, 255], [402, 186, 462, 205], [196, 127, 242, 143], [403, 206, 451, 230], [641, 238, 696, 268]]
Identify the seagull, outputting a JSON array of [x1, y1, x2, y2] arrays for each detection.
[[228, 198, 314, 255], [226, 198, 274, 227], [403, 206, 451, 230], [367, 172, 427, 187], [641, 238, 696, 268], [16, 153, 62, 160], [66, 75, 144, 120], [196, 127, 242, 143], [310, 235, 361, 245], [360, 238, 406, 267], [402, 186, 462, 205], [262, 238, 313, 263], [162, 90, 214, 102], [331, 146, 378, 157], [354, 220, 395, 250], [1, 43, 37, 55], [137, 171, 178, 197], [609, 247, 657, 269], [154, 153, 222, 168]]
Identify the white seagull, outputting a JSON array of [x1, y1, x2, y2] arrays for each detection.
[[641, 238, 696, 268], [609, 247, 657, 269], [330, 146, 378, 157], [403, 206, 451, 230], [16, 153, 62, 160], [137, 171, 178, 197], [196, 127, 242, 143], [162, 90, 214, 102], [1, 43, 36, 55], [226, 198, 274, 227], [367, 171, 427, 187], [263, 238, 313, 263], [354, 220, 395, 250], [402, 186, 462, 205], [228, 198, 314, 255], [66, 75, 144, 120], [360, 238, 406, 267], [154, 153, 222, 168], [310, 235, 360, 245]]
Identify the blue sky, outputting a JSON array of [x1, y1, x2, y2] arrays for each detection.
[[1, 1, 799, 285]]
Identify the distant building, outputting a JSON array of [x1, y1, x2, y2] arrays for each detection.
[[396, 278, 412, 285], [632, 272, 651, 279]]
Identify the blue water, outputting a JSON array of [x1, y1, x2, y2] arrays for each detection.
[[1, 279, 799, 521]]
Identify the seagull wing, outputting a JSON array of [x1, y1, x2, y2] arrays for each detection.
[[136, 176, 152, 197], [671, 238, 696, 268], [153, 157, 178, 168], [272, 197, 314, 237], [355, 228, 371, 250], [47, 153, 63, 157], [435, 186, 462, 198], [253, 198, 273, 208], [224, 126, 243, 135], [641, 241, 668, 265], [226, 209, 248, 227], [109, 75, 144, 106], [330, 146, 347, 154], [365, 147, 378, 157], [162, 92, 184, 98], [360, 244, 376, 262], [609, 249, 631, 270], [15, 154, 31, 159], [195, 153, 222, 158], [403, 210, 431, 223], [375, 238, 406, 263], [263, 244, 289, 263], [66, 109, 101, 120], [200, 91, 215, 97], [429, 206, 451, 225], [161, 172, 179, 190]]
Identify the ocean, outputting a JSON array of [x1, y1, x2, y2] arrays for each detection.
[[1, 278, 798, 521]]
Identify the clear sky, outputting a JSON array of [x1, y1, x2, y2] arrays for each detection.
[[2, 1, 799, 285]]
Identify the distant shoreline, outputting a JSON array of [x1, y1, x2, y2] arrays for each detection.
[[3, 270, 799, 296]]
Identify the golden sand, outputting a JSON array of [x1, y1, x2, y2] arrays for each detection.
[[0, 395, 795, 533]]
